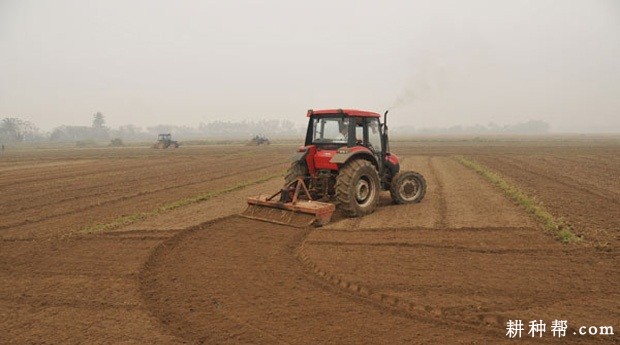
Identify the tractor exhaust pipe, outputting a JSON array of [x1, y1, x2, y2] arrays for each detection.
[[383, 110, 390, 155]]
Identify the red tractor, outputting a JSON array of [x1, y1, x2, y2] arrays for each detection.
[[244, 109, 426, 226]]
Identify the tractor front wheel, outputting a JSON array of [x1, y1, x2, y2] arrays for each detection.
[[390, 171, 426, 204], [336, 160, 380, 217]]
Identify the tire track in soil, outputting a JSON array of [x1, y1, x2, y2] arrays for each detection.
[[428, 156, 448, 228], [139, 216, 503, 344], [324, 226, 533, 233], [298, 230, 617, 344], [436, 156, 534, 229], [295, 242, 513, 332], [302, 239, 564, 255]]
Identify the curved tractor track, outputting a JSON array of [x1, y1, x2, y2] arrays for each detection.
[[140, 216, 497, 344], [139, 156, 618, 344]]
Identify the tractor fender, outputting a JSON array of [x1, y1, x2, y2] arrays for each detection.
[[384, 153, 400, 178], [290, 145, 317, 175], [290, 145, 309, 162], [290, 151, 306, 162], [330, 149, 379, 169]]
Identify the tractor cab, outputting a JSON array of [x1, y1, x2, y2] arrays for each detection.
[[302, 109, 397, 178], [305, 109, 382, 154]]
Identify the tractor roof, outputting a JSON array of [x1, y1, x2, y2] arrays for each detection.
[[307, 109, 381, 118]]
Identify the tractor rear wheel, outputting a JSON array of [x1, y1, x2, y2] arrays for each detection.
[[285, 161, 308, 185], [335, 160, 380, 217], [390, 171, 426, 204]]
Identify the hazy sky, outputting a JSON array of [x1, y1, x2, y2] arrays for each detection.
[[1, 0, 619, 132]]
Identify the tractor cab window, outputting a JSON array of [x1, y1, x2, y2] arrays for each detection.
[[312, 117, 349, 144], [355, 118, 364, 145], [367, 118, 382, 153]]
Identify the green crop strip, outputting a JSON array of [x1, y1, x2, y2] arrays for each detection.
[[455, 155, 580, 243], [80, 172, 283, 234]]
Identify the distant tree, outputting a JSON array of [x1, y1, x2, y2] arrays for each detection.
[[92, 112, 106, 128], [507, 120, 550, 134], [50, 125, 93, 142], [117, 124, 138, 136], [280, 119, 295, 133], [111, 124, 146, 140], [0, 117, 39, 142], [91, 112, 109, 140]]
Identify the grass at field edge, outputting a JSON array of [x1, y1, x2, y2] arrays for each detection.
[[454, 155, 580, 243]]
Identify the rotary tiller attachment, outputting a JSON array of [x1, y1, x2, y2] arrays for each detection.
[[242, 178, 335, 227]]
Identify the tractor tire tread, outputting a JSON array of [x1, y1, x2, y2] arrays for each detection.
[[285, 161, 308, 185], [335, 159, 380, 217]]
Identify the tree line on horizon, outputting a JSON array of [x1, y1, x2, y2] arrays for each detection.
[[0, 113, 304, 144], [393, 120, 551, 135], [0, 113, 551, 144]]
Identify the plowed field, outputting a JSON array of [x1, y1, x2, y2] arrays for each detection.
[[1, 140, 617, 344]]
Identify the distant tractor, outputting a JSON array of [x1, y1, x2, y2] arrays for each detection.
[[248, 134, 270, 146], [152, 133, 179, 149]]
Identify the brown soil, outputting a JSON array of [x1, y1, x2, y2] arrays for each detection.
[[141, 216, 504, 344], [0, 233, 181, 344], [141, 216, 618, 344], [0, 146, 290, 239], [1, 140, 618, 344]]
